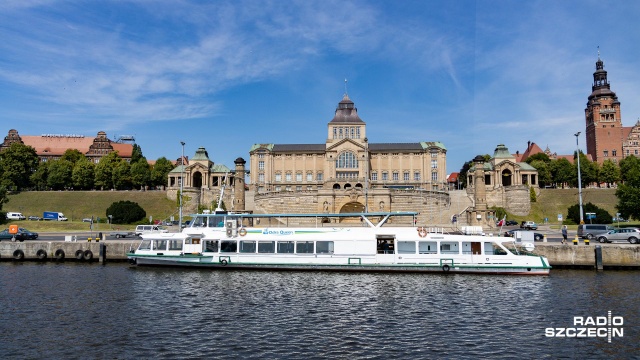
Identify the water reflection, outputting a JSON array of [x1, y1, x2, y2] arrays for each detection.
[[0, 264, 637, 359]]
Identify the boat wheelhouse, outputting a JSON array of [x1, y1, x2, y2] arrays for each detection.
[[127, 212, 550, 275]]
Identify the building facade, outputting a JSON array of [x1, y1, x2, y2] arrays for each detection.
[[248, 94, 450, 225], [467, 144, 537, 216], [166, 147, 246, 214], [1, 129, 133, 162], [585, 55, 640, 164]]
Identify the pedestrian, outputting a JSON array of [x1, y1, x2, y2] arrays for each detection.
[[561, 225, 568, 244]]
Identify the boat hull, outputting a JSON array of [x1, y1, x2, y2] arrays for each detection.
[[128, 255, 550, 275]]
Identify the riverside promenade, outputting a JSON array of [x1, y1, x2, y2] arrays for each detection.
[[1, 239, 639, 268]]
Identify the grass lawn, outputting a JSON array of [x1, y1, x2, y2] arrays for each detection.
[[3, 190, 178, 231]]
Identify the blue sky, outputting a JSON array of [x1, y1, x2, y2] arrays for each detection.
[[2, 1, 640, 175]]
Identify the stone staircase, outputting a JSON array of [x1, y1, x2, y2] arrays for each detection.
[[447, 190, 473, 227]]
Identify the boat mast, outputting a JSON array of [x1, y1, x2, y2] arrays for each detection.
[[215, 172, 228, 213]]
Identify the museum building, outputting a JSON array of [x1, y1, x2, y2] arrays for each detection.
[[248, 94, 449, 224]]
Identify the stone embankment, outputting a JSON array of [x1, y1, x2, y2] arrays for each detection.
[[1, 240, 638, 269]]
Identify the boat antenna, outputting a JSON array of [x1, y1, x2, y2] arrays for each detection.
[[215, 172, 229, 213]]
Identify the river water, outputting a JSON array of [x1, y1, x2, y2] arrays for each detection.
[[0, 263, 638, 359]]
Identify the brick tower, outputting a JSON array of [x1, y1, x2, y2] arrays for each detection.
[[585, 52, 623, 164]]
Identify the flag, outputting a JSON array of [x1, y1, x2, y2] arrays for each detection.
[[497, 215, 506, 227]]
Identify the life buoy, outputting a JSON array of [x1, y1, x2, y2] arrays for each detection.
[[220, 259, 228, 266], [417, 227, 427, 238], [442, 264, 450, 272], [55, 249, 65, 261], [13, 249, 25, 260], [83, 250, 93, 261], [36, 249, 47, 260], [75, 250, 84, 260], [238, 228, 247, 237]]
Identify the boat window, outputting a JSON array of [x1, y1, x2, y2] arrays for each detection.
[[192, 217, 205, 227], [462, 241, 482, 255], [418, 241, 437, 254], [490, 243, 508, 255], [204, 240, 218, 252], [168, 240, 183, 251], [440, 241, 459, 254], [153, 240, 167, 251], [258, 241, 275, 253], [138, 240, 151, 250], [397, 241, 416, 254], [296, 241, 314, 254], [240, 241, 256, 253], [277, 241, 295, 253], [208, 216, 225, 228], [316, 241, 334, 254], [221, 241, 237, 253]]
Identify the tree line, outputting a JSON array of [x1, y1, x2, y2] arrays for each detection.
[[0, 142, 175, 191], [458, 152, 640, 220]]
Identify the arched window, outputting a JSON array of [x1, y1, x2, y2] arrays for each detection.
[[336, 151, 358, 169]]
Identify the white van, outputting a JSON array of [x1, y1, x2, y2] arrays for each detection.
[[7, 212, 26, 220], [135, 225, 169, 236]]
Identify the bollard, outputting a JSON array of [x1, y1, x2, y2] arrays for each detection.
[[543, 235, 547, 243], [88, 237, 92, 242], [573, 235, 578, 246], [584, 238, 590, 246], [595, 245, 603, 271], [99, 243, 107, 264]]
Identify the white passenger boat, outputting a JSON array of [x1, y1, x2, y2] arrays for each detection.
[[127, 211, 551, 275]]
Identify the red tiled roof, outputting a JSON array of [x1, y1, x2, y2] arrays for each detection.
[[21, 135, 95, 156]]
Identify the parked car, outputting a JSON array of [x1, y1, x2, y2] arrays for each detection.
[[596, 228, 640, 244], [82, 218, 92, 223], [612, 217, 629, 222], [520, 221, 538, 230], [506, 220, 518, 226], [504, 229, 544, 241], [577, 224, 613, 240], [28, 215, 40, 221], [18, 228, 38, 240], [0, 229, 27, 242]]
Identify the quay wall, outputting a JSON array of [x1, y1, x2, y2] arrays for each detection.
[[1, 241, 639, 268]]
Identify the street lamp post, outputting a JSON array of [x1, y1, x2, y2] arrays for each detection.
[[179, 141, 185, 229], [575, 132, 584, 224], [364, 137, 369, 213]]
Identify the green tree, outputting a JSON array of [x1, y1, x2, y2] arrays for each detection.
[[567, 202, 612, 224], [130, 159, 151, 189], [72, 158, 95, 190], [0, 142, 39, 190], [94, 151, 121, 190], [112, 160, 132, 190], [616, 155, 640, 220], [572, 152, 598, 187], [619, 155, 640, 186], [0, 186, 8, 212], [60, 148, 85, 165], [525, 153, 551, 164], [529, 186, 537, 202], [151, 157, 175, 188], [599, 159, 620, 188], [550, 158, 573, 188], [106, 200, 146, 224], [30, 161, 49, 190], [46, 159, 73, 190], [131, 144, 144, 163], [529, 159, 552, 187]]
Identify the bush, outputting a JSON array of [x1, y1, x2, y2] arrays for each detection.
[[106, 200, 147, 224], [567, 202, 612, 224], [530, 186, 537, 202]]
